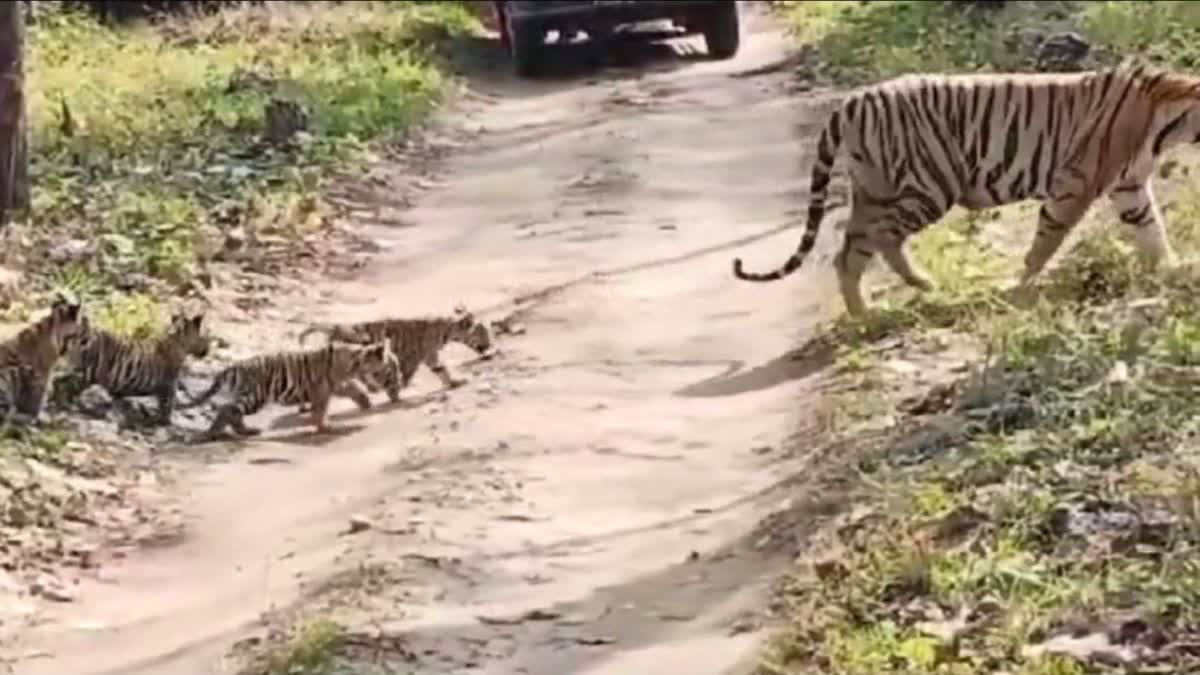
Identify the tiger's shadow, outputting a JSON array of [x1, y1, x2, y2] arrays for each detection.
[[266, 391, 444, 433]]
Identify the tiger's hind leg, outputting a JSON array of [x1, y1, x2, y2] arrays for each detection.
[[308, 386, 335, 434], [836, 208, 942, 317], [1020, 188, 1096, 288], [206, 402, 261, 439], [1109, 179, 1177, 267], [880, 243, 936, 292]]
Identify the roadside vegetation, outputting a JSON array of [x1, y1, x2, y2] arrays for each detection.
[[760, 2, 1200, 673], [0, 0, 479, 646], [7, 0, 477, 337]]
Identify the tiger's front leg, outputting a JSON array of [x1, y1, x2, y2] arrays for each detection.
[[153, 385, 176, 426], [425, 353, 465, 389], [1108, 179, 1177, 267], [386, 360, 419, 404], [15, 369, 50, 424], [334, 379, 373, 411]]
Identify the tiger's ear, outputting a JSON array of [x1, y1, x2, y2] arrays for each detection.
[[50, 289, 80, 313], [452, 303, 469, 316]]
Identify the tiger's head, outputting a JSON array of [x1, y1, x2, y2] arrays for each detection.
[[1123, 59, 1200, 155], [449, 305, 493, 357], [334, 340, 399, 380], [47, 292, 88, 349], [166, 310, 211, 360]]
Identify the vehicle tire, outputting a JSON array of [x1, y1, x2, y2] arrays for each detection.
[[702, 2, 740, 60], [509, 19, 545, 78]]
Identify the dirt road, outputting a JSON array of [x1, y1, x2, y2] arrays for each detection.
[[17, 6, 848, 674]]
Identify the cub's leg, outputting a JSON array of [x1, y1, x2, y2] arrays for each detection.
[[15, 368, 50, 422], [208, 397, 263, 439], [153, 385, 176, 426], [204, 406, 237, 440], [308, 386, 334, 434], [387, 359, 421, 403], [1109, 179, 1177, 266], [424, 352, 465, 389], [334, 379, 373, 411], [367, 366, 402, 404]]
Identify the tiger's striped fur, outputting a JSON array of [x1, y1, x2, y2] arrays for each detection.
[[732, 58, 1200, 317], [297, 306, 493, 405], [179, 340, 399, 439], [0, 294, 87, 422], [64, 311, 211, 425]]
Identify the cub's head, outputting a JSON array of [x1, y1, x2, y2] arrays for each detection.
[[167, 310, 211, 359], [47, 292, 88, 344], [336, 340, 399, 378], [449, 305, 493, 357]]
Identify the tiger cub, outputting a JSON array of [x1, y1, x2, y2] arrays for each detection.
[[64, 311, 211, 425], [0, 293, 88, 422], [179, 340, 399, 440], [297, 306, 494, 405]]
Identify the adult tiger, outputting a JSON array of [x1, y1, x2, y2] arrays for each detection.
[[732, 58, 1196, 317]]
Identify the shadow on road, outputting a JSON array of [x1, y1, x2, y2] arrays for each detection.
[[444, 27, 715, 98]]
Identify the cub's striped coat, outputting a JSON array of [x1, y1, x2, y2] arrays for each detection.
[[65, 311, 211, 425], [180, 341, 399, 439], [297, 306, 493, 404], [0, 294, 88, 421], [733, 59, 1200, 316]]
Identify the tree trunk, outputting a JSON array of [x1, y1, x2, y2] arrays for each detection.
[[0, 1, 27, 227]]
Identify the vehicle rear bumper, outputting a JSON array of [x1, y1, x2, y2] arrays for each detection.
[[506, 1, 726, 26]]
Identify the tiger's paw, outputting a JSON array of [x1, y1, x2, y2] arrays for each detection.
[[1001, 282, 1039, 310]]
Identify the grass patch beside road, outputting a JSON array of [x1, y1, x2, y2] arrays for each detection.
[[775, 1, 1200, 83], [6, 0, 478, 337]]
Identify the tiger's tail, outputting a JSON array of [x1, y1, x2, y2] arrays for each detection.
[[297, 323, 336, 347], [732, 105, 846, 282]]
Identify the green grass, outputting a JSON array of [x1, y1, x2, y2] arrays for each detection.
[[763, 5, 1200, 671], [776, 1, 1200, 83], [3, 1, 478, 337], [760, 199, 1200, 673], [244, 618, 346, 675]]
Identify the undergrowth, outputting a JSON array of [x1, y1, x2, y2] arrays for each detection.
[[763, 2, 1200, 673], [3, 1, 477, 338], [776, 1, 1200, 83], [246, 619, 347, 675], [763, 187, 1200, 675]]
